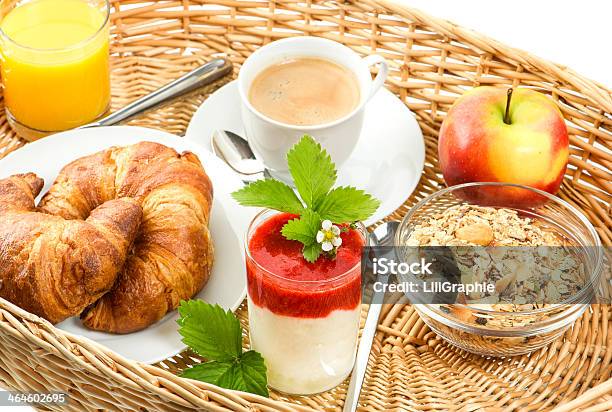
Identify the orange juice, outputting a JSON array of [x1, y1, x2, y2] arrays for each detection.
[[0, 0, 110, 134]]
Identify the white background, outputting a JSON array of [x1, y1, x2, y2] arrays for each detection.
[[407, 0, 611, 85], [1, 1, 609, 411]]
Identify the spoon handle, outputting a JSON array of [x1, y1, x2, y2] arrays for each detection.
[[343, 295, 384, 412], [84, 58, 233, 128], [343, 221, 397, 412]]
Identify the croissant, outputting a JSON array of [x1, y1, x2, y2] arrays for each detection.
[[40, 142, 214, 334], [0, 173, 142, 324]]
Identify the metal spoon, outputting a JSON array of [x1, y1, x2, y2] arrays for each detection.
[[82, 58, 233, 128], [211, 129, 271, 181], [343, 221, 399, 412], [372, 221, 399, 247]]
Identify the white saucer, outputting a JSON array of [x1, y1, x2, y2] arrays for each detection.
[[185, 81, 425, 226]]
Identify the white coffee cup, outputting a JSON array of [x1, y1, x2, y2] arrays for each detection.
[[238, 36, 388, 180]]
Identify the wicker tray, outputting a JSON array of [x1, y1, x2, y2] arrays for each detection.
[[0, 0, 610, 411]]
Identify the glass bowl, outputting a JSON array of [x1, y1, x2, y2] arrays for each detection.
[[395, 182, 603, 356]]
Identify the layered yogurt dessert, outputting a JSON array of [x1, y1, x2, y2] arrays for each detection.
[[233, 135, 379, 394], [246, 210, 364, 394]]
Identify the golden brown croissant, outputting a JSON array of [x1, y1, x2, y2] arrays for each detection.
[[0, 173, 142, 324], [40, 142, 214, 334]]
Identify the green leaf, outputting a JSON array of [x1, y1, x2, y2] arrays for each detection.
[[287, 135, 336, 209], [232, 179, 303, 214], [178, 300, 269, 397], [235, 351, 269, 397], [302, 243, 322, 263], [316, 186, 380, 223], [177, 301, 242, 362], [181, 352, 268, 397], [281, 209, 323, 263], [281, 208, 321, 245], [181, 360, 234, 384]]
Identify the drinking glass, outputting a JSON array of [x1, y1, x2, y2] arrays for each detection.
[[0, 0, 111, 141]]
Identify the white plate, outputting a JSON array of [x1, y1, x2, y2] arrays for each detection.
[[185, 81, 425, 226], [0, 126, 257, 364]]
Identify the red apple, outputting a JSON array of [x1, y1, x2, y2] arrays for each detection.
[[438, 87, 569, 206]]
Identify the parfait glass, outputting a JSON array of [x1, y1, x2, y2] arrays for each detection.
[[244, 209, 366, 395]]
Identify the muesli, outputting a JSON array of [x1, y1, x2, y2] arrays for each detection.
[[406, 204, 585, 305], [405, 204, 587, 354]]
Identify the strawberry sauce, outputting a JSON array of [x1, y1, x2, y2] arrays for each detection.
[[246, 212, 363, 318]]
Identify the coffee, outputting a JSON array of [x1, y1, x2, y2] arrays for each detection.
[[248, 57, 360, 126]]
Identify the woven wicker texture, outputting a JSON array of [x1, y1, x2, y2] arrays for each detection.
[[0, 0, 610, 411]]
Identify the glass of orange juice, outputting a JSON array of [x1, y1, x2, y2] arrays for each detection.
[[0, 0, 110, 141]]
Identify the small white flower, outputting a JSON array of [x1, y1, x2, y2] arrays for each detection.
[[316, 231, 325, 243], [316, 220, 343, 255]]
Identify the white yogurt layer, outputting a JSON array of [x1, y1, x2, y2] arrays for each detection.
[[248, 300, 361, 395]]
